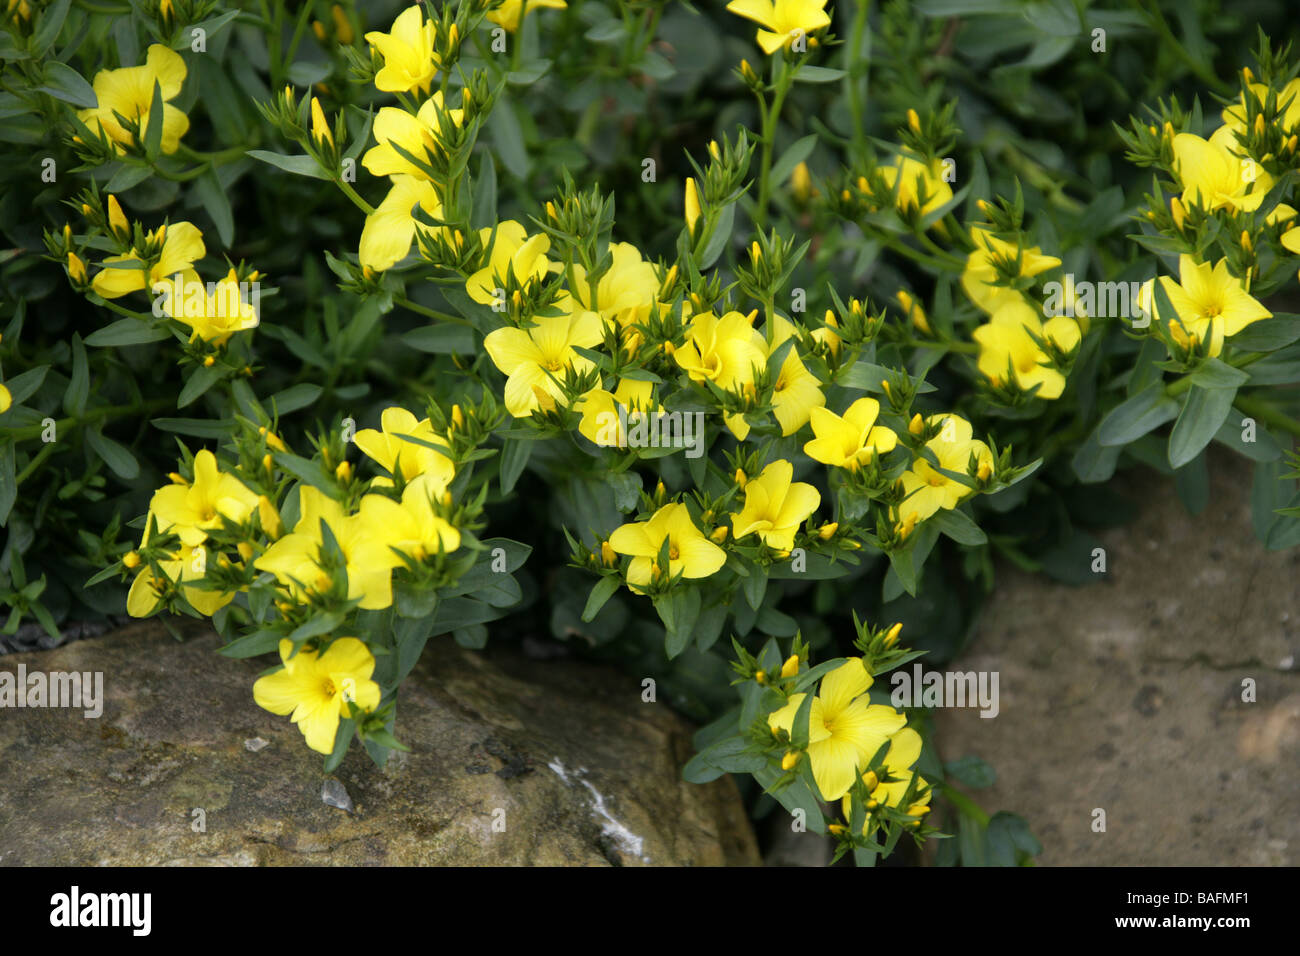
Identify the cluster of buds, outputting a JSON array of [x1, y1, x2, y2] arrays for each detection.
[[733, 228, 805, 308], [697, 131, 755, 206], [852, 615, 918, 675], [311, 3, 356, 47], [896, 103, 958, 165], [540, 176, 616, 252], [415, 220, 476, 273]]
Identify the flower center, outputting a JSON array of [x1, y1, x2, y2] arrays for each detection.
[[668, 543, 680, 561]]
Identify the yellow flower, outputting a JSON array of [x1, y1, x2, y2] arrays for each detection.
[[880, 150, 953, 219], [684, 177, 702, 235], [567, 242, 660, 328], [960, 226, 1061, 316], [726, 0, 831, 55], [575, 377, 655, 447], [1173, 126, 1275, 214], [365, 5, 439, 94], [92, 221, 205, 299], [483, 309, 604, 417], [147, 449, 259, 547], [674, 309, 766, 440], [466, 220, 556, 304], [730, 459, 820, 551], [896, 289, 930, 335], [156, 268, 259, 345], [253, 638, 382, 754], [839, 727, 930, 832], [803, 397, 898, 470], [359, 176, 443, 271], [1140, 254, 1271, 356], [125, 538, 232, 618], [357, 472, 461, 562], [607, 502, 726, 593], [486, 0, 567, 33], [1222, 79, 1300, 139], [766, 315, 825, 436], [254, 486, 405, 610], [898, 414, 991, 522], [353, 406, 455, 487], [77, 45, 189, 155], [767, 658, 907, 801], [973, 299, 1077, 400], [361, 92, 465, 181]]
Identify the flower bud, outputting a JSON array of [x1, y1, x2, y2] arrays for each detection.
[[780, 654, 799, 678], [107, 195, 129, 239], [684, 177, 702, 236], [781, 751, 799, 771], [907, 108, 921, 133], [908, 412, 924, 436], [710, 525, 729, 544], [310, 97, 333, 147], [122, 551, 141, 569], [335, 460, 352, 482], [883, 621, 903, 647]]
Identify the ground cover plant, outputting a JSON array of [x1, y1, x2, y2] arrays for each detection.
[[3, 0, 1300, 866]]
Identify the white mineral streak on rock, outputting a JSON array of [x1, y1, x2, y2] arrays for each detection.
[[547, 757, 649, 863]]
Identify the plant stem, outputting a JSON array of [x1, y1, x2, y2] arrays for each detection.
[[393, 294, 472, 327], [335, 179, 375, 216], [756, 57, 793, 232], [939, 781, 990, 827], [1234, 394, 1300, 438], [845, 0, 871, 164]]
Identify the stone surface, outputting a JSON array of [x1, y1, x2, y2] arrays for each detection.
[[0, 621, 759, 866], [935, 452, 1300, 865]]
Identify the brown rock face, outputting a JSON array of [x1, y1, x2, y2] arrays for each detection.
[[0, 622, 759, 866], [935, 454, 1300, 865]]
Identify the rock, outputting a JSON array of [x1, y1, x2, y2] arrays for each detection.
[[0, 621, 759, 866], [934, 452, 1300, 865]]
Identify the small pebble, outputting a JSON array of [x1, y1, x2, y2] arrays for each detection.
[[321, 778, 353, 813], [244, 737, 269, 752]]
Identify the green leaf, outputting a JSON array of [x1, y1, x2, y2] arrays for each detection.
[[216, 629, 281, 658], [142, 79, 165, 160], [1168, 385, 1236, 468], [36, 61, 96, 108], [3, 366, 48, 405], [323, 718, 355, 773], [178, 364, 223, 408], [152, 417, 232, 439], [582, 575, 620, 622], [269, 383, 323, 416], [1188, 358, 1249, 389], [698, 202, 734, 270], [84, 318, 170, 347], [499, 437, 532, 495], [470, 151, 497, 230], [195, 166, 235, 247], [85, 428, 139, 480], [29, 0, 71, 56], [1228, 316, 1300, 352], [584, 19, 625, 44], [62, 333, 88, 416], [928, 507, 987, 546], [487, 103, 528, 179], [655, 586, 701, 658], [246, 150, 330, 180], [402, 323, 475, 354], [1096, 382, 1179, 447], [0, 442, 15, 526], [769, 134, 818, 188], [793, 66, 846, 84]]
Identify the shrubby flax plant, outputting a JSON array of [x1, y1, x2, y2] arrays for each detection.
[[4, 0, 1300, 866]]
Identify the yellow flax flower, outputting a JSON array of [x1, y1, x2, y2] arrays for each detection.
[[92, 221, 206, 300], [1223, 78, 1300, 138], [567, 242, 660, 329], [365, 5, 439, 94], [960, 226, 1061, 316], [253, 638, 382, 754], [358, 472, 461, 562], [359, 176, 443, 271], [726, 0, 831, 55], [674, 310, 767, 440], [126, 537, 233, 619], [466, 220, 556, 304], [484, 310, 604, 417], [486, 0, 567, 33], [254, 486, 405, 610], [730, 459, 820, 551], [77, 45, 189, 155], [880, 150, 953, 219], [576, 378, 655, 447], [899, 414, 992, 522], [361, 92, 465, 180], [353, 406, 455, 487], [803, 397, 898, 470], [147, 449, 259, 547], [840, 727, 931, 832], [156, 268, 259, 345], [766, 315, 825, 436], [1173, 125, 1276, 214], [973, 299, 1078, 400], [607, 502, 726, 593], [1139, 254, 1271, 357], [767, 658, 907, 801]]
